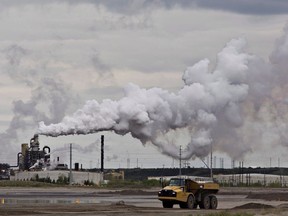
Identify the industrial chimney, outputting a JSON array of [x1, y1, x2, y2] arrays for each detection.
[[101, 135, 104, 173]]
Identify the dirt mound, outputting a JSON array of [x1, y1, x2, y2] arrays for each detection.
[[100, 190, 156, 195], [233, 202, 275, 209], [247, 192, 288, 201], [114, 200, 125, 206], [120, 190, 156, 195], [277, 203, 288, 209]]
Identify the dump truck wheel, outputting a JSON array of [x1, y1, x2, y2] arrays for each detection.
[[187, 195, 195, 209], [162, 201, 173, 208], [179, 203, 187, 209], [199, 195, 210, 209], [210, 195, 218, 209]]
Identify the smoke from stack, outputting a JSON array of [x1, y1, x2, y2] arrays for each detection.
[[51, 139, 100, 155], [38, 27, 288, 161], [0, 44, 79, 162]]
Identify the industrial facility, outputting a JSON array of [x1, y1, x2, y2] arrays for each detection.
[[5, 134, 104, 185], [3, 134, 288, 188], [18, 134, 51, 171], [0, 163, 10, 180]]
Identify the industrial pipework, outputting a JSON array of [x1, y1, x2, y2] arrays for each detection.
[[18, 134, 51, 171]]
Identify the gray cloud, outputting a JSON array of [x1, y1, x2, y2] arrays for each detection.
[[91, 50, 112, 78], [3, 45, 27, 66], [0, 77, 79, 161], [67, 0, 288, 15], [196, 0, 288, 15], [2, 45, 34, 86], [0, 41, 80, 162], [1, 0, 288, 15]]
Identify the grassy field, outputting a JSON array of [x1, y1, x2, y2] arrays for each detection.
[[0, 180, 61, 187]]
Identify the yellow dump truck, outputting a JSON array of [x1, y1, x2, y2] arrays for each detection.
[[158, 177, 219, 209]]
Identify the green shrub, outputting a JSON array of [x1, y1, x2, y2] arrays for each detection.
[[56, 175, 69, 185], [0, 180, 58, 187], [84, 180, 95, 186]]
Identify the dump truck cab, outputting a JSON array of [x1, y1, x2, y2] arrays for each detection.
[[158, 177, 219, 209]]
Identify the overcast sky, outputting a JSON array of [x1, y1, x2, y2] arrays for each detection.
[[1, 1, 288, 169]]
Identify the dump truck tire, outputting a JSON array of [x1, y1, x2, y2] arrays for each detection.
[[179, 203, 187, 209], [199, 195, 210, 209], [210, 195, 218, 209], [187, 195, 195, 209], [162, 201, 173, 208]]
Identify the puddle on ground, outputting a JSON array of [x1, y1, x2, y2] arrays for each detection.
[[0, 195, 156, 205], [0, 198, 99, 204]]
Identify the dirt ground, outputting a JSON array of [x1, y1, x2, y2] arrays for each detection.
[[0, 187, 288, 215], [2, 203, 288, 216]]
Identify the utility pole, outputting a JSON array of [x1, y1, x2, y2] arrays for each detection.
[[101, 135, 104, 173], [270, 157, 272, 168], [210, 143, 213, 179], [179, 146, 182, 177], [69, 143, 73, 185], [241, 161, 244, 185]]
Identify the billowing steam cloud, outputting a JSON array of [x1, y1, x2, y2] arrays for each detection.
[[0, 77, 78, 162], [0, 44, 79, 162], [39, 27, 288, 160]]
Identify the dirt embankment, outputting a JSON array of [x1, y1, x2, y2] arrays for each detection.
[[219, 187, 288, 200], [247, 192, 288, 201], [101, 187, 288, 202]]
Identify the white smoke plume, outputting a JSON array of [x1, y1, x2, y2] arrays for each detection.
[[106, 154, 118, 162], [0, 43, 80, 162], [51, 140, 100, 155], [39, 28, 288, 161]]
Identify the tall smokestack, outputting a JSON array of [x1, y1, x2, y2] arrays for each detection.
[[101, 135, 104, 172]]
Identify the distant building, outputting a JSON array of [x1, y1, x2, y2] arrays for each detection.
[[0, 163, 10, 180], [11, 170, 103, 185]]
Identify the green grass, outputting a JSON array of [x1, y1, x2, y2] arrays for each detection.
[[0, 180, 61, 187]]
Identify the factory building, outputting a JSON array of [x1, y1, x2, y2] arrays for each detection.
[[0, 163, 10, 180], [10, 134, 103, 185], [11, 170, 103, 185], [18, 134, 51, 171]]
